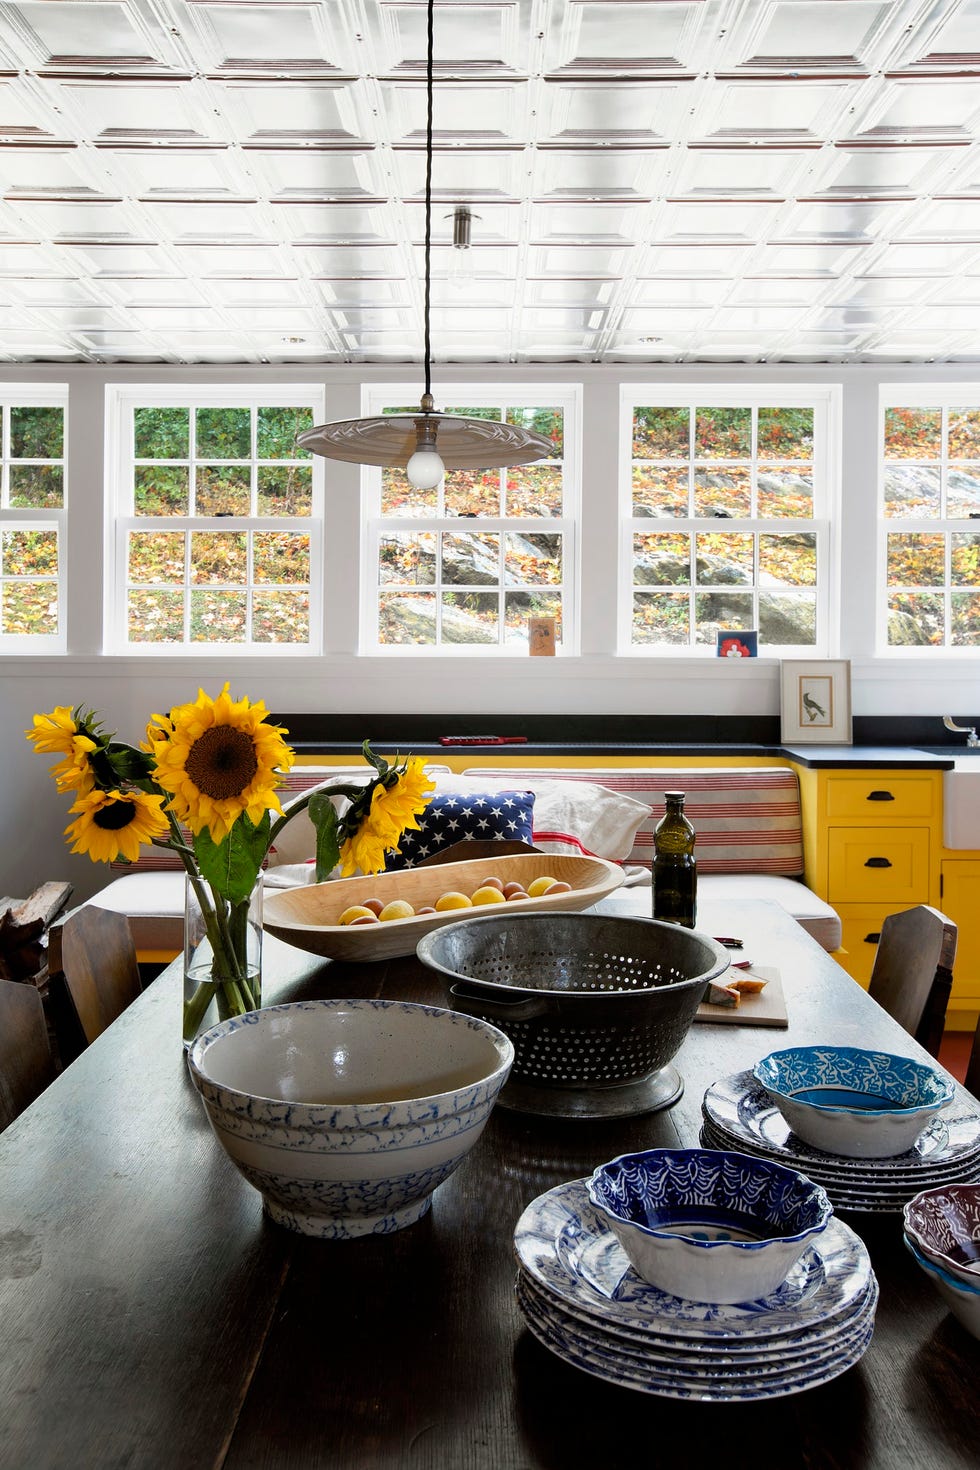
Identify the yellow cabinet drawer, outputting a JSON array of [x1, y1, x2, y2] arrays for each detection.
[[824, 774, 937, 821], [828, 827, 930, 903], [834, 903, 899, 989]]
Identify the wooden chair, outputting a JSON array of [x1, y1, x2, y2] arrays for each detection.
[[868, 904, 957, 1058], [0, 979, 56, 1132], [965, 1015, 980, 1100], [47, 905, 142, 1057]]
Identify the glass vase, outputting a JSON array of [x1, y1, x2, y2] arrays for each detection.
[[182, 873, 263, 1050]]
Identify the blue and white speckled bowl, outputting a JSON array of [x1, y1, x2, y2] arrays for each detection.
[[187, 998, 514, 1239], [752, 1046, 954, 1160], [587, 1147, 833, 1305]]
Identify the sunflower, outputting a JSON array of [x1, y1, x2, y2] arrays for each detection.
[[148, 683, 294, 844], [338, 759, 435, 876], [66, 787, 170, 865], [26, 706, 100, 794]]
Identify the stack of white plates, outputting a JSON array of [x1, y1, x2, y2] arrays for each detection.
[[702, 1071, 980, 1214], [513, 1178, 877, 1402]]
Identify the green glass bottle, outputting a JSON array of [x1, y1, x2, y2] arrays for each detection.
[[652, 790, 697, 928]]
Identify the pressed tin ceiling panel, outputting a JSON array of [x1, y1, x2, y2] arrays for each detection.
[[0, 0, 973, 363]]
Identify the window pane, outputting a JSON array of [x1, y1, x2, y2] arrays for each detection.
[[442, 591, 498, 642], [759, 591, 816, 645], [381, 466, 435, 517], [253, 589, 309, 643], [695, 592, 754, 643], [441, 531, 499, 585], [884, 407, 942, 459], [257, 464, 312, 517], [948, 408, 980, 459], [11, 405, 63, 458], [951, 592, 980, 646], [887, 592, 944, 646], [504, 591, 562, 646], [634, 531, 690, 585], [129, 588, 184, 642], [379, 591, 437, 644], [758, 467, 813, 518], [128, 531, 185, 583], [632, 464, 688, 517], [759, 532, 817, 587], [883, 464, 940, 518], [758, 407, 812, 461], [379, 532, 437, 586], [695, 407, 751, 459], [506, 406, 563, 458], [696, 532, 753, 586], [444, 468, 500, 518], [632, 591, 689, 644], [190, 588, 247, 642], [632, 406, 688, 458], [135, 465, 189, 515], [503, 533, 561, 586], [505, 464, 563, 517], [2, 528, 57, 576], [195, 465, 250, 516], [947, 467, 980, 518], [253, 531, 309, 584], [693, 466, 751, 518], [134, 406, 188, 459], [2, 579, 57, 635], [951, 533, 980, 586], [887, 532, 945, 586], [9, 464, 63, 508], [257, 406, 313, 459], [190, 531, 248, 584], [196, 407, 250, 459]]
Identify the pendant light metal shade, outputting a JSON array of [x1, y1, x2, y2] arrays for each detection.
[[298, 0, 553, 481]]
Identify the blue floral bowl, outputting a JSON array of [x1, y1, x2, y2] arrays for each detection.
[[586, 1147, 833, 1305], [752, 1046, 954, 1159]]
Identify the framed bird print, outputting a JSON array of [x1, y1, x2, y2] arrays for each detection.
[[780, 660, 852, 745]]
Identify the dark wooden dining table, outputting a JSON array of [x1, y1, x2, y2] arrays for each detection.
[[1, 894, 978, 1470]]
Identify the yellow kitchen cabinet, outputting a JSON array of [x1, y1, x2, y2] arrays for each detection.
[[939, 859, 980, 1026]]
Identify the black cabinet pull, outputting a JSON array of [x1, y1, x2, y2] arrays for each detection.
[[864, 932, 882, 945], [864, 856, 892, 868], [867, 790, 895, 802]]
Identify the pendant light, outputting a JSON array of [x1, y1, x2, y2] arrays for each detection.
[[296, 0, 553, 488]]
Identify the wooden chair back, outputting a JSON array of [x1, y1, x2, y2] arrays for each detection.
[[48, 905, 142, 1051], [0, 979, 55, 1131], [965, 1015, 980, 1100], [868, 904, 957, 1058]]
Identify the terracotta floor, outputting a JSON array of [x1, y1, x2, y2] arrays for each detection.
[[939, 1030, 974, 1084]]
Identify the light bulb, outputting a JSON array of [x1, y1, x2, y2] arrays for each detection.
[[406, 447, 445, 490]]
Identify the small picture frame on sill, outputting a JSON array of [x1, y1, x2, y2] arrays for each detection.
[[716, 630, 758, 659], [780, 659, 852, 745]]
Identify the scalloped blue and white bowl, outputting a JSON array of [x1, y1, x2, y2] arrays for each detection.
[[586, 1147, 833, 1305], [904, 1233, 980, 1340], [903, 1184, 980, 1283], [752, 1046, 954, 1160], [187, 998, 513, 1239]]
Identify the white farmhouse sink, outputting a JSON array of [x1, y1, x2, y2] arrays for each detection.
[[918, 750, 980, 849]]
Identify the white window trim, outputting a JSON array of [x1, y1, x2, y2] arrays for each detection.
[[618, 383, 841, 658], [103, 383, 325, 657], [0, 384, 68, 655], [358, 382, 582, 656], [877, 383, 980, 658]]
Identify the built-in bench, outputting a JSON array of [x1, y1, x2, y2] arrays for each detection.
[[89, 761, 841, 958]]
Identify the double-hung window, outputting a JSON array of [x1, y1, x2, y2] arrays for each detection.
[[105, 386, 323, 654], [360, 385, 579, 653], [621, 386, 838, 655], [0, 388, 67, 653], [879, 389, 980, 652]]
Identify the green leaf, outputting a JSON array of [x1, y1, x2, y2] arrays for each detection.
[[104, 742, 157, 784], [361, 739, 388, 778], [309, 792, 341, 881], [194, 811, 270, 903]]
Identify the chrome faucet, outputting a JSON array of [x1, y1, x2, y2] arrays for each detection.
[[943, 715, 980, 747]]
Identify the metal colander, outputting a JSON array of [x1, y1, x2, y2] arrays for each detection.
[[415, 912, 730, 1119]]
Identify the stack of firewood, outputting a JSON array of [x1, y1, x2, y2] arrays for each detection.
[[0, 883, 73, 986]]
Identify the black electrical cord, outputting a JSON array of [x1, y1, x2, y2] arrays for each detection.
[[422, 0, 434, 403]]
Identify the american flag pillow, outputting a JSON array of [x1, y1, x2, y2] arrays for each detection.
[[383, 790, 535, 871]]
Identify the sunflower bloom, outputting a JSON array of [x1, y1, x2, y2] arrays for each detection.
[[338, 760, 435, 876], [66, 788, 170, 865], [148, 683, 294, 844], [26, 706, 102, 793]]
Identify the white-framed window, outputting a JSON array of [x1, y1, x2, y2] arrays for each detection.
[[619, 386, 839, 656], [0, 387, 67, 653], [104, 385, 324, 655], [359, 384, 580, 654], [878, 387, 980, 655]]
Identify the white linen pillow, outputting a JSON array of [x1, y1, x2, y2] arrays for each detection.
[[431, 774, 651, 863]]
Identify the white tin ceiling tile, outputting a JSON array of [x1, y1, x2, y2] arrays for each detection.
[[657, 199, 783, 241], [812, 142, 967, 196], [0, 75, 71, 140], [127, 304, 226, 329], [270, 201, 393, 241], [933, 276, 980, 303], [313, 277, 402, 304], [805, 305, 900, 330], [693, 79, 860, 142], [7, 276, 111, 304], [631, 277, 731, 306], [0, 326, 89, 352], [532, 147, 665, 200], [854, 80, 980, 141], [718, 0, 900, 76], [290, 242, 401, 273], [527, 200, 645, 241], [0, 144, 107, 195], [540, 79, 690, 142], [531, 278, 615, 305], [519, 305, 606, 330], [0, 241, 73, 271], [368, 0, 534, 76], [178, 0, 358, 77], [904, 198, 980, 238], [830, 274, 943, 303], [61, 241, 180, 273], [143, 198, 272, 240], [424, 242, 517, 277], [244, 148, 381, 200], [752, 240, 873, 273], [171, 242, 287, 273], [431, 280, 516, 309], [49, 77, 218, 143], [869, 239, 980, 272], [541, 0, 709, 76], [397, 147, 524, 200], [104, 275, 208, 304], [711, 304, 810, 330], [31, 304, 132, 330], [406, 201, 521, 241], [214, 78, 364, 142], [773, 197, 901, 241], [905, 302, 980, 331], [669, 146, 812, 197], [728, 276, 832, 304], [891, 0, 980, 72], [621, 304, 715, 330], [4, 195, 145, 238], [106, 145, 253, 198], [0, 0, 187, 73], [644, 242, 754, 273], [379, 80, 530, 143], [862, 330, 973, 354], [527, 239, 633, 271]]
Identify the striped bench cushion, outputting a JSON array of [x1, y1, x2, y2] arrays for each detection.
[[461, 766, 804, 876]]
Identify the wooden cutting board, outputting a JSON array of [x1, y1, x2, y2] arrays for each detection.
[[694, 966, 788, 1028]]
